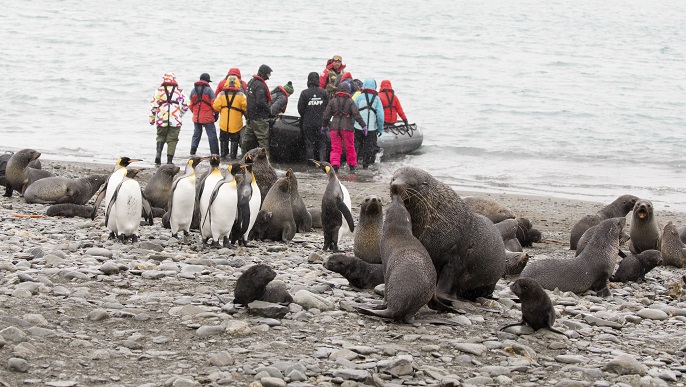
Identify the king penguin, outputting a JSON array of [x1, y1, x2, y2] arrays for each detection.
[[197, 155, 223, 244], [91, 157, 141, 220], [168, 156, 204, 239], [206, 163, 240, 248], [311, 160, 354, 251], [232, 163, 261, 247], [105, 168, 153, 243]]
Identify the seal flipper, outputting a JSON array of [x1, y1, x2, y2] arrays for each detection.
[[427, 294, 462, 314], [141, 191, 154, 226], [499, 321, 525, 331], [336, 196, 355, 233]]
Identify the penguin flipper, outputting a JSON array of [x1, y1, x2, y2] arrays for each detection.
[[239, 201, 251, 235], [336, 197, 355, 233], [104, 184, 121, 227], [141, 191, 154, 225], [90, 189, 107, 219]]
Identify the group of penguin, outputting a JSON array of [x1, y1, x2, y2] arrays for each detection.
[[90, 150, 356, 250]]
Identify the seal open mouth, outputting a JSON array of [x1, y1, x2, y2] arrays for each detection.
[[637, 209, 648, 219]]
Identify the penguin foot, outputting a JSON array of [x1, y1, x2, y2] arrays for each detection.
[[108, 232, 117, 240], [131, 235, 139, 243]]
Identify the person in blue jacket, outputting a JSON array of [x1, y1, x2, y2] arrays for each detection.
[[353, 78, 385, 169]]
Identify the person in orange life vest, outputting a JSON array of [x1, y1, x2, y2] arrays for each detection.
[[378, 79, 409, 127], [213, 75, 247, 160], [319, 55, 346, 99], [149, 72, 189, 166], [321, 82, 366, 173], [188, 73, 219, 156], [215, 68, 248, 95], [270, 81, 294, 117]]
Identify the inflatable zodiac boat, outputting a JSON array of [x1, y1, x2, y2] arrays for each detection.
[[269, 115, 423, 163]]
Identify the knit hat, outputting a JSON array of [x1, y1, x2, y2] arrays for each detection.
[[283, 81, 294, 95], [200, 73, 212, 82]]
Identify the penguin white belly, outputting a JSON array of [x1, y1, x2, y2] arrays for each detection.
[[244, 183, 261, 240], [199, 173, 223, 239], [170, 177, 196, 234], [104, 168, 126, 210], [115, 180, 142, 236], [338, 181, 353, 243], [210, 182, 238, 242]]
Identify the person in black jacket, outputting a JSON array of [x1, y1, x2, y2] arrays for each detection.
[[298, 72, 329, 162], [242, 64, 273, 155]]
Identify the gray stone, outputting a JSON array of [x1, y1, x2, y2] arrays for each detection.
[[260, 377, 286, 387], [196, 325, 225, 338], [602, 354, 647, 375], [248, 300, 289, 319], [331, 369, 369, 381], [555, 355, 589, 364], [255, 366, 283, 378], [293, 289, 334, 311], [479, 365, 511, 376], [99, 262, 120, 275], [88, 309, 109, 321], [8, 357, 29, 372], [636, 308, 669, 321], [85, 247, 113, 258], [208, 351, 234, 367], [377, 355, 414, 376], [0, 326, 28, 343], [454, 342, 488, 356]]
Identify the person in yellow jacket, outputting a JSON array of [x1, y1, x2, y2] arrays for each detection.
[[213, 75, 248, 160]]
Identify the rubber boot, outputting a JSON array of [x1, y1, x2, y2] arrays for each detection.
[[190, 146, 197, 156], [167, 155, 174, 165], [220, 140, 228, 160], [230, 141, 239, 160], [155, 142, 164, 166], [349, 165, 356, 173], [333, 165, 339, 173]]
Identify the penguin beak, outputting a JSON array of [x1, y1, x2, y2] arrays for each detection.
[[128, 159, 142, 163]]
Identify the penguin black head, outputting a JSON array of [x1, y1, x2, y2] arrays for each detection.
[[228, 162, 242, 176], [188, 156, 205, 169], [117, 157, 141, 167], [209, 154, 221, 168], [124, 168, 142, 179], [309, 159, 333, 175]]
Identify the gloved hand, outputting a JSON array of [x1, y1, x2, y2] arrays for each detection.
[[403, 119, 409, 126], [320, 126, 328, 135], [362, 126, 368, 136], [149, 117, 155, 126], [377, 130, 383, 137]]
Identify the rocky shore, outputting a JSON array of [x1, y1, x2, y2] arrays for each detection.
[[2, 159, 686, 387]]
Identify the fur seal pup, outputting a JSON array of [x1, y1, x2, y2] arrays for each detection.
[[143, 164, 180, 210], [168, 157, 204, 239], [628, 199, 661, 254], [610, 250, 662, 282], [515, 217, 542, 247], [24, 174, 105, 205], [355, 194, 441, 322], [569, 194, 639, 250], [46, 203, 94, 218], [105, 169, 153, 242], [252, 171, 296, 243], [311, 160, 354, 251], [500, 278, 565, 335], [4, 149, 55, 197], [288, 170, 312, 232], [233, 264, 277, 306], [244, 147, 277, 205], [324, 253, 384, 289], [495, 218, 523, 252], [91, 157, 141, 219], [660, 222, 686, 267], [463, 196, 517, 223], [504, 251, 530, 277], [521, 217, 626, 296], [390, 166, 506, 301], [309, 208, 323, 228], [353, 195, 384, 264]]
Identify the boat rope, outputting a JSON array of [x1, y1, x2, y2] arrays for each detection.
[[384, 123, 417, 137]]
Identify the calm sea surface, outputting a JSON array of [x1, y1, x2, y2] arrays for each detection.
[[1, 1, 685, 211]]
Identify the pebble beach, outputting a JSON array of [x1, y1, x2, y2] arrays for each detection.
[[2, 159, 686, 387]]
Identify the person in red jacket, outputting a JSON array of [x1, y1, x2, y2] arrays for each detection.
[[215, 68, 248, 95], [189, 73, 219, 156], [321, 83, 367, 173], [319, 55, 346, 99], [378, 80, 409, 127]]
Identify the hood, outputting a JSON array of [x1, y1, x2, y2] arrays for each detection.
[[326, 59, 347, 72], [223, 75, 240, 91], [228, 68, 242, 78], [258, 64, 272, 80], [336, 82, 350, 94], [162, 72, 178, 86], [339, 72, 352, 83], [380, 79, 393, 91], [194, 80, 210, 88], [307, 71, 319, 87], [362, 78, 377, 91]]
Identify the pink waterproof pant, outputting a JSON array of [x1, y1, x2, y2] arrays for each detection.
[[329, 129, 357, 167]]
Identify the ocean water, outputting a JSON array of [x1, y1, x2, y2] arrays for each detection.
[[1, 1, 685, 211]]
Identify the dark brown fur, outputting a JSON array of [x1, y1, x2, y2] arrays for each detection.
[[501, 278, 564, 334], [463, 196, 516, 223], [353, 195, 383, 264], [288, 170, 312, 232], [244, 147, 277, 205], [324, 253, 384, 289], [257, 174, 296, 243], [233, 264, 277, 306], [660, 221, 686, 267], [569, 194, 638, 250], [46, 203, 94, 218], [390, 167, 506, 301], [4, 149, 55, 197], [629, 199, 661, 254], [610, 250, 662, 282], [143, 164, 180, 210], [24, 174, 105, 205]]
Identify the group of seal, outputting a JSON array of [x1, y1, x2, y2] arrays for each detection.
[[233, 264, 292, 306], [4, 149, 54, 197], [569, 194, 639, 250]]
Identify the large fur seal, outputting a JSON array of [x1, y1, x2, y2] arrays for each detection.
[[610, 250, 662, 282], [233, 264, 277, 306], [143, 164, 180, 210], [660, 222, 686, 267], [24, 174, 105, 205], [353, 195, 383, 264], [254, 172, 296, 243], [500, 278, 565, 335], [569, 194, 639, 250], [0, 151, 41, 188], [244, 147, 277, 205], [324, 253, 384, 289], [355, 194, 442, 322], [288, 170, 312, 232], [4, 149, 55, 197], [628, 199, 661, 254], [521, 217, 625, 296], [390, 167, 506, 301]]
